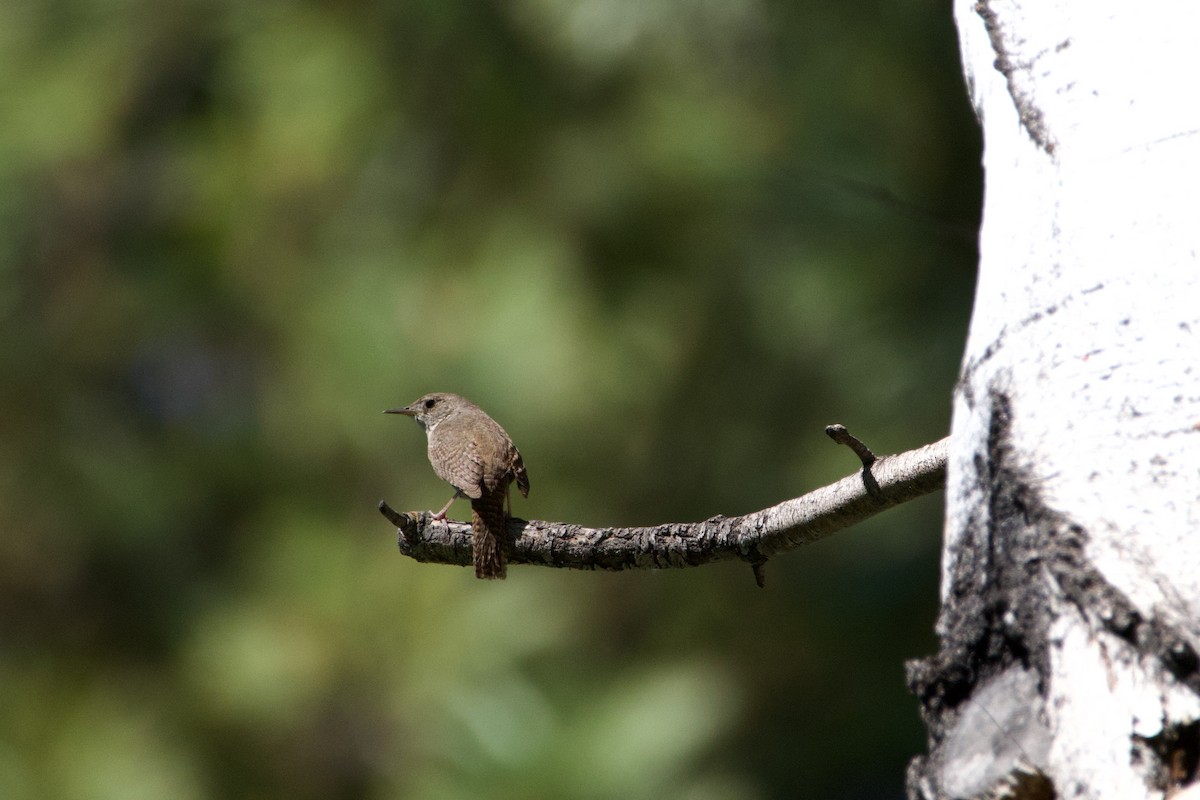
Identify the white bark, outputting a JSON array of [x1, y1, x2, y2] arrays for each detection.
[[909, 1, 1200, 798]]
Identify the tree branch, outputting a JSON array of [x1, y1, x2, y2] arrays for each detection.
[[380, 431, 949, 580]]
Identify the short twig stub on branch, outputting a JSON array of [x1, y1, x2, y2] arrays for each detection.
[[825, 424, 878, 467], [380, 429, 948, 579]]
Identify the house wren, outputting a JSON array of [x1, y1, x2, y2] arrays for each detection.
[[385, 393, 530, 579]]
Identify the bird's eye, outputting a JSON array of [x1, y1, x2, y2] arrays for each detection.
[[424, 398, 436, 409]]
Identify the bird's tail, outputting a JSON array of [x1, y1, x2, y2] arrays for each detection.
[[470, 491, 508, 580]]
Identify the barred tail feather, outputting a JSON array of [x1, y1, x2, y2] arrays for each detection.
[[470, 491, 508, 580]]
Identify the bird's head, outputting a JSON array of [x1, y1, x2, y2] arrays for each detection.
[[385, 392, 464, 432]]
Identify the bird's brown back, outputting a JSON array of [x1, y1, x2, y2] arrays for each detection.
[[427, 406, 524, 498]]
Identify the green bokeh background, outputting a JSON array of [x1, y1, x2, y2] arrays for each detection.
[[0, 1, 980, 797]]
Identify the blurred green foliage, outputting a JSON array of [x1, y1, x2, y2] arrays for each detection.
[[0, 0, 979, 797]]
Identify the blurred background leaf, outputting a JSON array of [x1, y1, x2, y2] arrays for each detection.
[[0, 0, 979, 797]]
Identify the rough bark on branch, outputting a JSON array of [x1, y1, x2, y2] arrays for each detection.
[[381, 434, 947, 579]]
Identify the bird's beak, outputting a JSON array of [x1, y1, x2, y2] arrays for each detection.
[[384, 406, 417, 417]]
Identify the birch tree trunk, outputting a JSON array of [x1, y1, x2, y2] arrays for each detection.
[[907, 2, 1200, 798]]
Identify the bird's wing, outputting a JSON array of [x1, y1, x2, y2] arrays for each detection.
[[429, 419, 485, 499]]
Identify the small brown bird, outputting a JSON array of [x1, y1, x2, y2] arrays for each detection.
[[385, 393, 529, 579]]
